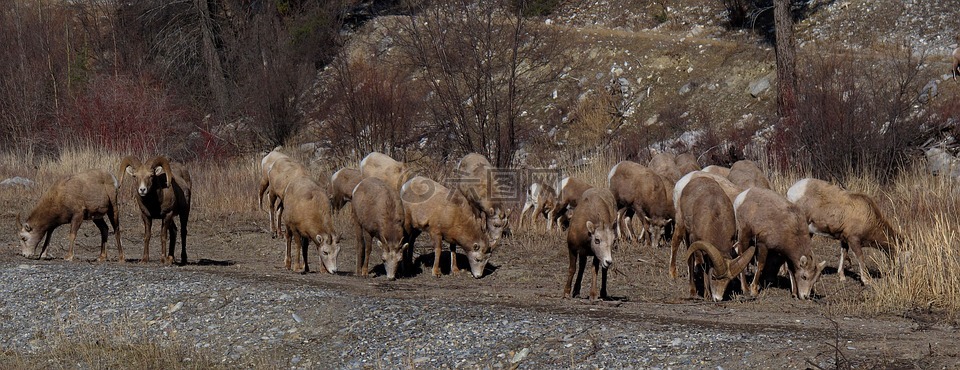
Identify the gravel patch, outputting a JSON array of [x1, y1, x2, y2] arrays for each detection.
[[0, 262, 926, 368]]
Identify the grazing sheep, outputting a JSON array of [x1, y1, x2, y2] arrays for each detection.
[[360, 152, 410, 191], [119, 156, 192, 265], [734, 188, 826, 299], [281, 177, 340, 274], [352, 177, 408, 280], [675, 153, 701, 176], [563, 188, 617, 302], [727, 160, 770, 190], [549, 176, 593, 230], [330, 167, 362, 211], [702, 165, 731, 177], [786, 178, 899, 284], [518, 182, 558, 230], [17, 169, 122, 262], [669, 177, 753, 301], [673, 171, 743, 211], [401, 176, 493, 278], [607, 161, 674, 246], [454, 153, 511, 245], [648, 152, 683, 184]]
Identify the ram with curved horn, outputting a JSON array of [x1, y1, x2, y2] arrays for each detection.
[[683, 242, 755, 301], [119, 155, 192, 265]]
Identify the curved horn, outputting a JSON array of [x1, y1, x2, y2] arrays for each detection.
[[727, 246, 756, 278], [118, 156, 142, 189], [149, 156, 175, 188], [684, 241, 729, 277]]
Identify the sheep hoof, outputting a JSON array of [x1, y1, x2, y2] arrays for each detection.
[[64, 254, 74, 262]]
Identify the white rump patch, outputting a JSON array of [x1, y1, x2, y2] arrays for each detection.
[[607, 162, 621, 184], [560, 177, 570, 192], [733, 188, 751, 214], [786, 178, 810, 203], [673, 171, 696, 211], [110, 174, 119, 189]]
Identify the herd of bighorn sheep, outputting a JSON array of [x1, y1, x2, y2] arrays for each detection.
[[15, 148, 902, 303]]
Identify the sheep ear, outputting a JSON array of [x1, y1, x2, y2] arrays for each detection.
[[315, 234, 326, 244], [817, 260, 827, 272], [154, 165, 165, 175], [586, 221, 596, 234], [799, 255, 809, 268], [125, 166, 135, 176], [400, 243, 410, 251], [472, 243, 481, 252]]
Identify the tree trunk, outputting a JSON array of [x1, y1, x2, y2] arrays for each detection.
[[196, 0, 229, 115], [774, 0, 798, 127]]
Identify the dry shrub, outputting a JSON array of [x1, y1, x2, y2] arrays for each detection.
[[864, 164, 960, 318]]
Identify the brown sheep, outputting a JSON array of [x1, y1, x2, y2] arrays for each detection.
[[676, 153, 701, 176], [702, 165, 731, 177], [786, 178, 899, 284], [258, 148, 289, 234], [264, 158, 309, 238], [727, 160, 771, 190], [648, 152, 683, 184], [953, 47, 960, 80], [563, 188, 617, 302], [549, 176, 594, 230], [607, 161, 673, 246], [17, 169, 122, 262], [360, 152, 410, 192], [352, 177, 408, 280], [401, 176, 493, 278], [119, 156, 192, 265], [454, 153, 510, 245], [518, 182, 557, 230], [330, 167, 362, 211], [669, 177, 754, 301], [734, 188, 826, 299], [281, 177, 340, 274]]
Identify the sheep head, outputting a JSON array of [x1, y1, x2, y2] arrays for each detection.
[[316, 233, 341, 274], [16, 213, 46, 259], [586, 220, 615, 269], [485, 207, 511, 246], [792, 255, 826, 300], [685, 241, 755, 301], [378, 238, 409, 280], [465, 240, 493, 279], [120, 155, 175, 197]]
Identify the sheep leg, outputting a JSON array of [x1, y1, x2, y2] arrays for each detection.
[[355, 225, 367, 276], [600, 265, 609, 299], [519, 202, 532, 229], [669, 221, 687, 279], [93, 218, 109, 262], [257, 179, 270, 211], [178, 212, 189, 265], [687, 251, 698, 298], [749, 244, 768, 297], [450, 244, 460, 274], [284, 228, 293, 270], [431, 235, 443, 277], [572, 254, 588, 299], [299, 236, 310, 274], [64, 215, 83, 262], [39, 230, 54, 259], [703, 259, 713, 300], [589, 257, 600, 302], [267, 191, 279, 236], [141, 215, 153, 263], [109, 207, 124, 263], [563, 249, 577, 298], [161, 215, 175, 265], [787, 266, 798, 298], [848, 237, 872, 285], [838, 241, 849, 281]]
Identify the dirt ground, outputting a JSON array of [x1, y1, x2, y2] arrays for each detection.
[[3, 205, 960, 368]]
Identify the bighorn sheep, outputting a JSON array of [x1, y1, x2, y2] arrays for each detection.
[[702, 165, 731, 177], [119, 156, 192, 265], [258, 148, 289, 234], [734, 188, 826, 299], [563, 188, 617, 302], [727, 160, 770, 190], [281, 177, 340, 274], [400, 176, 493, 278], [669, 177, 754, 301], [673, 171, 743, 209], [352, 177, 408, 280], [648, 152, 683, 183], [518, 182, 557, 230], [17, 169, 122, 262], [786, 178, 899, 284], [330, 167, 362, 211], [454, 153, 511, 245], [550, 176, 593, 230], [360, 152, 410, 191], [261, 157, 309, 238], [607, 161, 674, 246], [676, 153, 701, 176]]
